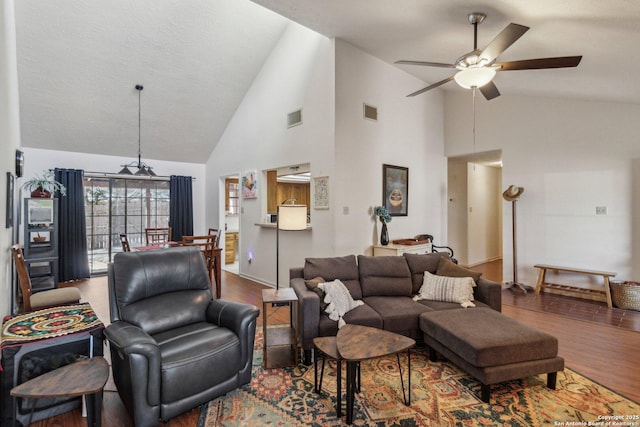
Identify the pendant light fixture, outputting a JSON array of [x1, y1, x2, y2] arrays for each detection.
[[118, 84, 156, 176]]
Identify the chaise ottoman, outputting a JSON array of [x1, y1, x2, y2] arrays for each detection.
[[419, 307, 564, 402]]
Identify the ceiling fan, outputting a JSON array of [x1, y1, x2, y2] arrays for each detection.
[[396, 13, 582, 100]]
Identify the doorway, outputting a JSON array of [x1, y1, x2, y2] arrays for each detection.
[[220, 173, 240, 274], [447, 150, 502, 269]]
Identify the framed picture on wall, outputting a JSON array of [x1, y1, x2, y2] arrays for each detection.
[[242, 170, 257, 199], [313, 176, 329, 210], [382, 164, 408, 216]]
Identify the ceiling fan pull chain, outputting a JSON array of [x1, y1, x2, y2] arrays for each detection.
[[472, 87, 477, 155]]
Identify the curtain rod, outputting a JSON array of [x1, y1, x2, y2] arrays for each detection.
[[57, 170, 196, 181]]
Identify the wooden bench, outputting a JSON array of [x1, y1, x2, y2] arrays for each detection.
[[533, 264, 616, 308]]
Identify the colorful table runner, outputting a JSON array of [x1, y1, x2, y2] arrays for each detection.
[[1, 303, 103, 350]]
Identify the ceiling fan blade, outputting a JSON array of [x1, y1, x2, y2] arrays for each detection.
[[479, 81, 500, 100], [395, 60, 455, 68], [496, 56, 582, 71], [407, 76, 454, 97], [480, 23, 529, 63]]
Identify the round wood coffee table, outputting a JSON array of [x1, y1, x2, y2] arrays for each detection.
[[11, 356, 109, 427], [336, 324, 415, 425]]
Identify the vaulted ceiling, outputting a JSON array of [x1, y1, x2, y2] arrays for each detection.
[[14, 0, 640, 164]]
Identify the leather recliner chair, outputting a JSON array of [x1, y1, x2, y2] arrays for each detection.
[[104, 247, 259, 426]]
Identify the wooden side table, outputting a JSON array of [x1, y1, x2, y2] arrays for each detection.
[[11, 357, 109, 427], [262, 288, 298, 369]]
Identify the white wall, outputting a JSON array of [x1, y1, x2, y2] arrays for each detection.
[[206, 30, 447, 288], [22, 148, 207, 234], [334, 40, 446, 256], [205, 22, 335, 287], [1, 0, 21, 318], [445, 91, 640, 287]]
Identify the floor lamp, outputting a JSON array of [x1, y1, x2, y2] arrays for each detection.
[[502, 185, 532, 293], [276, 199, 307, 290]]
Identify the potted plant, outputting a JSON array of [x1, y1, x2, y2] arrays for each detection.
[[23, 170, 67, 198], [373, 205, 392, 245]]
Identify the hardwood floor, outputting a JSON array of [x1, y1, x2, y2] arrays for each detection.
[[28, 262, 640, 426]]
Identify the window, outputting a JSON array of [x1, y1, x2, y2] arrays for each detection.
[[84, 176, 170, 274]]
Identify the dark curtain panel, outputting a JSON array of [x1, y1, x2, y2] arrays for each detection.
[[54, 168, 90, 282], [170, 175, 194, 241]]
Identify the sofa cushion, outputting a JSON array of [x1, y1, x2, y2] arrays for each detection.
[[403, 252, 450, 294], [318, 304, 383, 337], [153, 322, 241, 403], [304, 255, 362, 300], [414, 271, 476, 308], [436, 256, 482, 283], [364, 296, 432, 333], [357, 255, 413, 297]]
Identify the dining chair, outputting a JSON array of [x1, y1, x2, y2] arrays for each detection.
[[11, 245, 81, 313], [182, 235, 220, 297], [119, 233, 131, 252], [208, 228, 222, 247], [145, 227, 172, 245]]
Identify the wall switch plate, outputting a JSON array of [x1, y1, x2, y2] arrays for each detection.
[[343, 206, 349, 215], [596, 206, 607, 215]]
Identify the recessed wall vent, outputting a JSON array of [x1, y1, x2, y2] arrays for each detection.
[[287, 109, 303, 128], [363, 103, 378, 121]]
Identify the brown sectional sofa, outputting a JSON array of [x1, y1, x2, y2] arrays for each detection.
[[290, 252, 502, 364]]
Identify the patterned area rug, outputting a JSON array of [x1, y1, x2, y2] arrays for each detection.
[[198, 332, 640, 426]]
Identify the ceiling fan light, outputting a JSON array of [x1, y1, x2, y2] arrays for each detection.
[[454, 67, 496, 89]]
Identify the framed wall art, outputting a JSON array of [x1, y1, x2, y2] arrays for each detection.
[[313, 176, 329, 210], [242, 170, 257, 199], [382, 164, 408, 216]]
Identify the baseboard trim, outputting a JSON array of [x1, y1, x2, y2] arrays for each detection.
[[463, 256, 502, 268]]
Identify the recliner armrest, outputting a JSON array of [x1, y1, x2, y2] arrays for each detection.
[[104, 320, 160, 359], [474, 278, 502, 312], [104, 320, 162, 410], [206, 300, 259, 382], [206, 300, 259, 336]]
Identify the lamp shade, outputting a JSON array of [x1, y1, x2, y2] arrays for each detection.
[[278, 204, 307, 230], [454, 67, 496, 89]]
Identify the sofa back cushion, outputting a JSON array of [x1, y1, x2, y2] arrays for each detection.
[[357, 255, 412, 297], [110, 247, 212, 334], [403, 252, 449, 294], [304, 255, 362, 300], [436, 256, 482, 283]]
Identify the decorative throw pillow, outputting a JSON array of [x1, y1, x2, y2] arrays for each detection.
[[413, 271, 476, 308], [436, 256, 482, 283], [318, 279, 364, 328], [305, 276, 328, 311]]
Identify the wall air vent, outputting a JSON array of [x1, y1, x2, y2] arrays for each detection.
[[287, 109, 303, 128], [363, 103, 378, 121]]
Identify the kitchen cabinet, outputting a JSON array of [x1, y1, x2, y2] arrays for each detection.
[[225, 231, 238, 264]]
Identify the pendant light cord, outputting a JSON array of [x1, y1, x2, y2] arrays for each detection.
[[136, 84, 143, 168]]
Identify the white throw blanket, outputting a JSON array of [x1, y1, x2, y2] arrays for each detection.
[[318, 279, 364, 328]]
